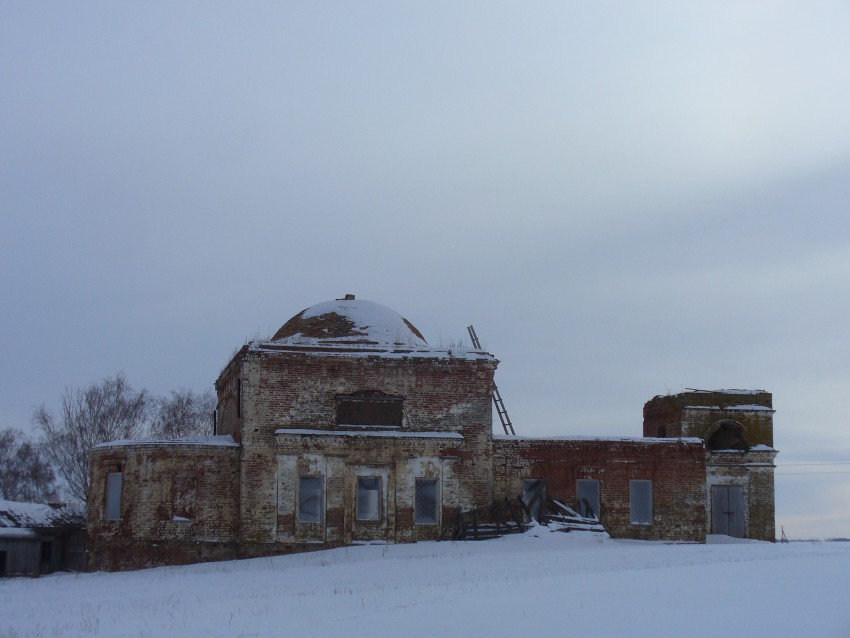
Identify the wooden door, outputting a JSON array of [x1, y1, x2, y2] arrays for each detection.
[[711, 485, 745, 537]]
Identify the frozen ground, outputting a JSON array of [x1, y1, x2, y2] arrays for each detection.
[[2, 527, 849, 638]]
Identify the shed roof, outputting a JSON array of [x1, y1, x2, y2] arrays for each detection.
[[0, 500, 84, 530]]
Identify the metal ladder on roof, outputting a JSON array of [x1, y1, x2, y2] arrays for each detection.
[[467, 325, 516, 436]]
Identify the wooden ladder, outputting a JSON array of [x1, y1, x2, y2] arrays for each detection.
[[467, 325, 516, 435]]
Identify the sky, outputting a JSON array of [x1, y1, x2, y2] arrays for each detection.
[[2, 1, 849, 538]]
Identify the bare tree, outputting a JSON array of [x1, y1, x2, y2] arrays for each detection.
[[0, 428, 58, 503], [33, 373, 148, 504], [149, 388, 216, 439]]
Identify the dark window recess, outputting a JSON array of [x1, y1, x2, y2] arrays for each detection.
[[708, 421, 749, 451], [336, 390, 403, 426], [522, 478, 547, 522], [41, 541, 52, 563], [237, 381, 242, 418]]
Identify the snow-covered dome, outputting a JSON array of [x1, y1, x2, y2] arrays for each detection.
[[271, 295, 428, 347]]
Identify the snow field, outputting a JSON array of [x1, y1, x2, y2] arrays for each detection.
[[1, 527, 849, 638]]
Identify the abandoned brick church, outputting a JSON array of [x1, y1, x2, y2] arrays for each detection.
[[87, 296, 777, 570]]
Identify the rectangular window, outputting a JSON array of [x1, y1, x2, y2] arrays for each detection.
[[630, 480, 653, 525], [576, 479, 600, 519], [414, 478, 439, 525], [356, 476, 381, 521], [337, 392, 403, 426], [105, 472, 123, 521], [298, 476, 324, 523]]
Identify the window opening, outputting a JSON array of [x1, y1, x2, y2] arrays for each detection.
[[298, 476, 325, 523], [630, 480, 653, 525], [356, 476, 381, 521], [414, 478, 439, 525], [337, 391, 403, 426], [522, 478, 547, 522], [707, 421, 749, 451], [237, 380, 242, 418], [105, 471, 123, 521], [576, 479, 600, 519]]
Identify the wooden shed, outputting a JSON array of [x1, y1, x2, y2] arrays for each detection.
[[0, 500, 86, 577]]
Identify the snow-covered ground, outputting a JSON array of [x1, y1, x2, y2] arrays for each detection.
[[2, 527, 849, 638]]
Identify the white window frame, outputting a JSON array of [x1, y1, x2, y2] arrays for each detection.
[[105, 471, 123, 521], [630, 479, 653, 525], [356, 476, 382, 521]]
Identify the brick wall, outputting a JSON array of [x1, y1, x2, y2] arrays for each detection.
[[227, 346, 497, 548], [707, 448, 777, 541], [644, 391, 774, 446], [87, 442, 240, 571], [494, 437, 707, 541]]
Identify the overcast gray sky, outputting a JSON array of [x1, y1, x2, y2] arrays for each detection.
[[2, 1, 849, 539]]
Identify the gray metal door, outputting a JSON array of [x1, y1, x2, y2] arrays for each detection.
[[711, 485, 745, 537]]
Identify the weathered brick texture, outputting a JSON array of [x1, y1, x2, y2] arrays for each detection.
[[87, 442, 240, 571], [495, 437, 707, 541], [233, 348, 496, 549], [86, 301, 777, 571], [644, 390, 777, 541]]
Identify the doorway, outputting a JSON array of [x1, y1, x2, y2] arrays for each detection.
[[711, 485, 745, 537]]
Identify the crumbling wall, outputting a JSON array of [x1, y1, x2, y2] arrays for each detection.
[[87, 441, 240, 571], [494, 437, 707, 541], [234, 349, 496, 548], [644, 390, 774, 446], [707, 448, 777, 541]]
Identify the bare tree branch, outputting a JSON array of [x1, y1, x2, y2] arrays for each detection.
[[33, 373, 149, 504], [149, 388, 215, 439], [0, 428, 58, 503]]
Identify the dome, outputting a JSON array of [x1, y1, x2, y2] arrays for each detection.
[[271, 295, 428, 347]]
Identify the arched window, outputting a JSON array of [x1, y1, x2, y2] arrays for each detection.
[[707, 420, 749, 451]]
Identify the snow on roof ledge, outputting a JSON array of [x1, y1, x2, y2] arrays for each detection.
[[0, 499, 84, 529], [685, 388, 767, 395], [494, 435, 704, 444], [684, 404, 774, 411], [95, 435, 239, 449], [276, 429, 464, 440]]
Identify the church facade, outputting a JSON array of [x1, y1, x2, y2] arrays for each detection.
[[87, 296, 776, 571]]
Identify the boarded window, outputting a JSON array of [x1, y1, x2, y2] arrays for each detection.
[[630, 480, 653, 525], [414, 478, 439, 525], [356, 476, 381, 521], [298, 476, 324, 523], [105, 472, 123, 521], [336, 391, 403, 426], [577, 479, 600, 519]]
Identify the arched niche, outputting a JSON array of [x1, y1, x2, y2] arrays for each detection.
[[706, 419, 749, 451]]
